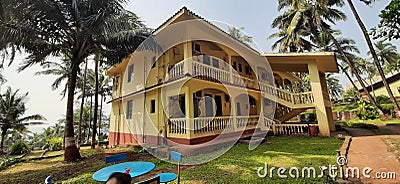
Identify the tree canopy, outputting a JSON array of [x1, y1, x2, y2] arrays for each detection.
[[372, 0, 400, 40]]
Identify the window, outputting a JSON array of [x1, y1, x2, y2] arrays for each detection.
[[212, 58, 219, 68], [203, 55, 210, 65], [128, 64, 134, 82], [150, 99, 156, 113], [126, 100, 133, 119], [233, 62, 237, 70], [238, 64, 243, 72], [194, 43, 201, 53], [245, 66, 251, 75]]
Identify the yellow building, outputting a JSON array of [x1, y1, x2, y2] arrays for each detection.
[[106, 7, 338, 147], [351, 72, 400, 99]]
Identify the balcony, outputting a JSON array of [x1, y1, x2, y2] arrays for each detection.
[[166, 57, 315, 108], [166, 56, 258, 89], [167, 115, 264, 140]]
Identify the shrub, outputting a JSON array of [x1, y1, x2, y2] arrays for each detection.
[[354, 99, 379, 120], [0, 156, 19, 170], [376, 95, 391, 104], [8, 141, 30, 155], [48, 137, 63, 151], [379, 104, 394, 115]]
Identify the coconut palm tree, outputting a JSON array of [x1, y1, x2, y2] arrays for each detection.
[[35, 59, 72, 99], [0, 0, 149, 161], [346, 0, 400, 117], [0, 87, 45, 152], [271, 0, 385, 116], [369, 41, 399, 74], [326, 74, 344, 100], [270, 0, 347, 52], [314, 30, 361, 93]]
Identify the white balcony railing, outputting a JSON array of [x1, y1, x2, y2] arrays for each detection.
[[259, 82, 315, 106], [166, 58, 314, 107], [193, 116, 233, 134], [192, 61, 231, 84], [273, 123, 316, 135]]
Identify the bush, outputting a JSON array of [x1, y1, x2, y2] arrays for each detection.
[[354, 99, 379, 120], [379, 104, 394, 115], [48, 137, 63, 151], [8, 141, 30, 155], [0, 156, 19, 170], [376, 95, 391, 104]]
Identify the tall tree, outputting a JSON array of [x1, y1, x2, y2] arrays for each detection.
[[346, 0, 400, 117], [77, 60, 88, 147], [369, 41, 399, 74], [91, 54, 100, 149], [271, 0, 385, 116], [0, 87, 45, 152], [0, 0, 149, 161], [314, 30, 361, 94], [372, 0, 400, 41], [326, 74, 344, 100], [34, 59, 71, 98]]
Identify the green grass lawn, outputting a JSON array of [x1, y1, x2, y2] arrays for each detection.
[[347, 118, 400, 125], [0, 136, 343, 184]]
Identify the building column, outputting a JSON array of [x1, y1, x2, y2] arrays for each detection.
[[308, 61, 335, 136], [183, 41, 193, 75], [185, 85, 194, 139], [228, 55, 233, 84]]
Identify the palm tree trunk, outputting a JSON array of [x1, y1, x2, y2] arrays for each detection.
[[321, 25, 385, 117], [64, 59, 82, 161], [78, 60, 88, 147], [0, 128, 6, 152], [91, 54, 99, 149], [87, 95, 92, 144], [98, 95, 103, 146], [346, 0, 400, 118]]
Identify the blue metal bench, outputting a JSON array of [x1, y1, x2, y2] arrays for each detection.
[[105, 153, 127, 164]]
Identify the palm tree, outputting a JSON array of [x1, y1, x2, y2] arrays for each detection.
[[369, 41, 399, 74], [0, 0, 149, 161], [35, 59, 71, 98], [0, 87, 45, 152], [77, 60, 88, 147], [88, 54, 99, 148], [326, 74, 344, 100], [269, 1, 314, 52], [346, 0, 400, 117], [96, 65, 112, 145], [269, 0, 347, 52], [272, 0, 385, 116], [314, 30, 361, 94]]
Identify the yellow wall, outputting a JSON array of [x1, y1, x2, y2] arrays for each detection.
[[369, 80, 400, 98]]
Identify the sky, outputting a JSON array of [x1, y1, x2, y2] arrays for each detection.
[[1, 0, 399, 133]]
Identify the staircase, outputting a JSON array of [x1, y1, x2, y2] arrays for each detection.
[[259, 82, 317, 135]]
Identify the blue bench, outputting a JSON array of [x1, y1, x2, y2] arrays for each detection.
[[105, 153, 127, 164]]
